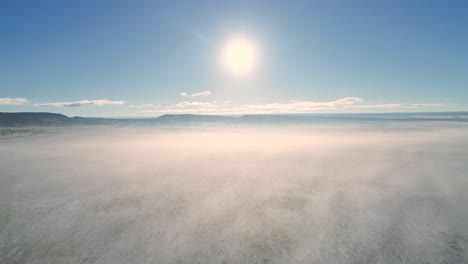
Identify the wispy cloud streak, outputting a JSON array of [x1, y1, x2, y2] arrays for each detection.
[[0, 97, 30, 105], [180, 90, 211, 98], [38, 99, 124, 107], [191, 90, 211, 97]]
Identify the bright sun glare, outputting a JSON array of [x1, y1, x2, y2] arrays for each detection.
[[221, 37, 258, 76]]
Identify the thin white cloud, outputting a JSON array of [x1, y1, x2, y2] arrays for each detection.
[[352, 103, 443, 109], [38, 99, 125, 107], [179, 90, 211, 98], [191, 90, 211, 97], [136, 97, 443, 115], [0, 97, 30, 105], [245, 97, 365, 112], [332, 97, 365, 105]]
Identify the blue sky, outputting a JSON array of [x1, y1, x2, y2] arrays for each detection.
[[1, 0, 467, 116]]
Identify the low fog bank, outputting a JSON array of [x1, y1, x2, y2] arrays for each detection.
[[1, 123, 468, 263]]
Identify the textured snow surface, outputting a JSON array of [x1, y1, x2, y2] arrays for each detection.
[[1, 124, 468, 264]]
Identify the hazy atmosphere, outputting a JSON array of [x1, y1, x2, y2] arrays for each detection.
[[1, 121, 468, 263], [2, 1, 468, 263]]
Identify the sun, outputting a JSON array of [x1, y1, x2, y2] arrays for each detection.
[[221, 37, 258, 76]]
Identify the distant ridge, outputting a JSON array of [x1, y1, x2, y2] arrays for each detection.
[[0, 112, 235, 127], [0, 112, 468, 127], [0, 112, 72, 126]]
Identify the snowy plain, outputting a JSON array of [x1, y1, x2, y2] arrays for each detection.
[[1, 122, 468, 263]]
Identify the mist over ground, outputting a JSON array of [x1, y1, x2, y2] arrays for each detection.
[[1, 122, 468, 263]]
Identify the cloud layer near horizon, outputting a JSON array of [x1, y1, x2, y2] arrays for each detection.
[[138, 97, 443, 115], [0, 96, 443, 114], [0, 98, 125, 107], [36, 99, 125, 107]]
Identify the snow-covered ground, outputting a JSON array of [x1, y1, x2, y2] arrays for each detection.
[[1, 123, 468, 263]]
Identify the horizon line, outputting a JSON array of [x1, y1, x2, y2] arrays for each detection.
[[2, 110, 468, 119]]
